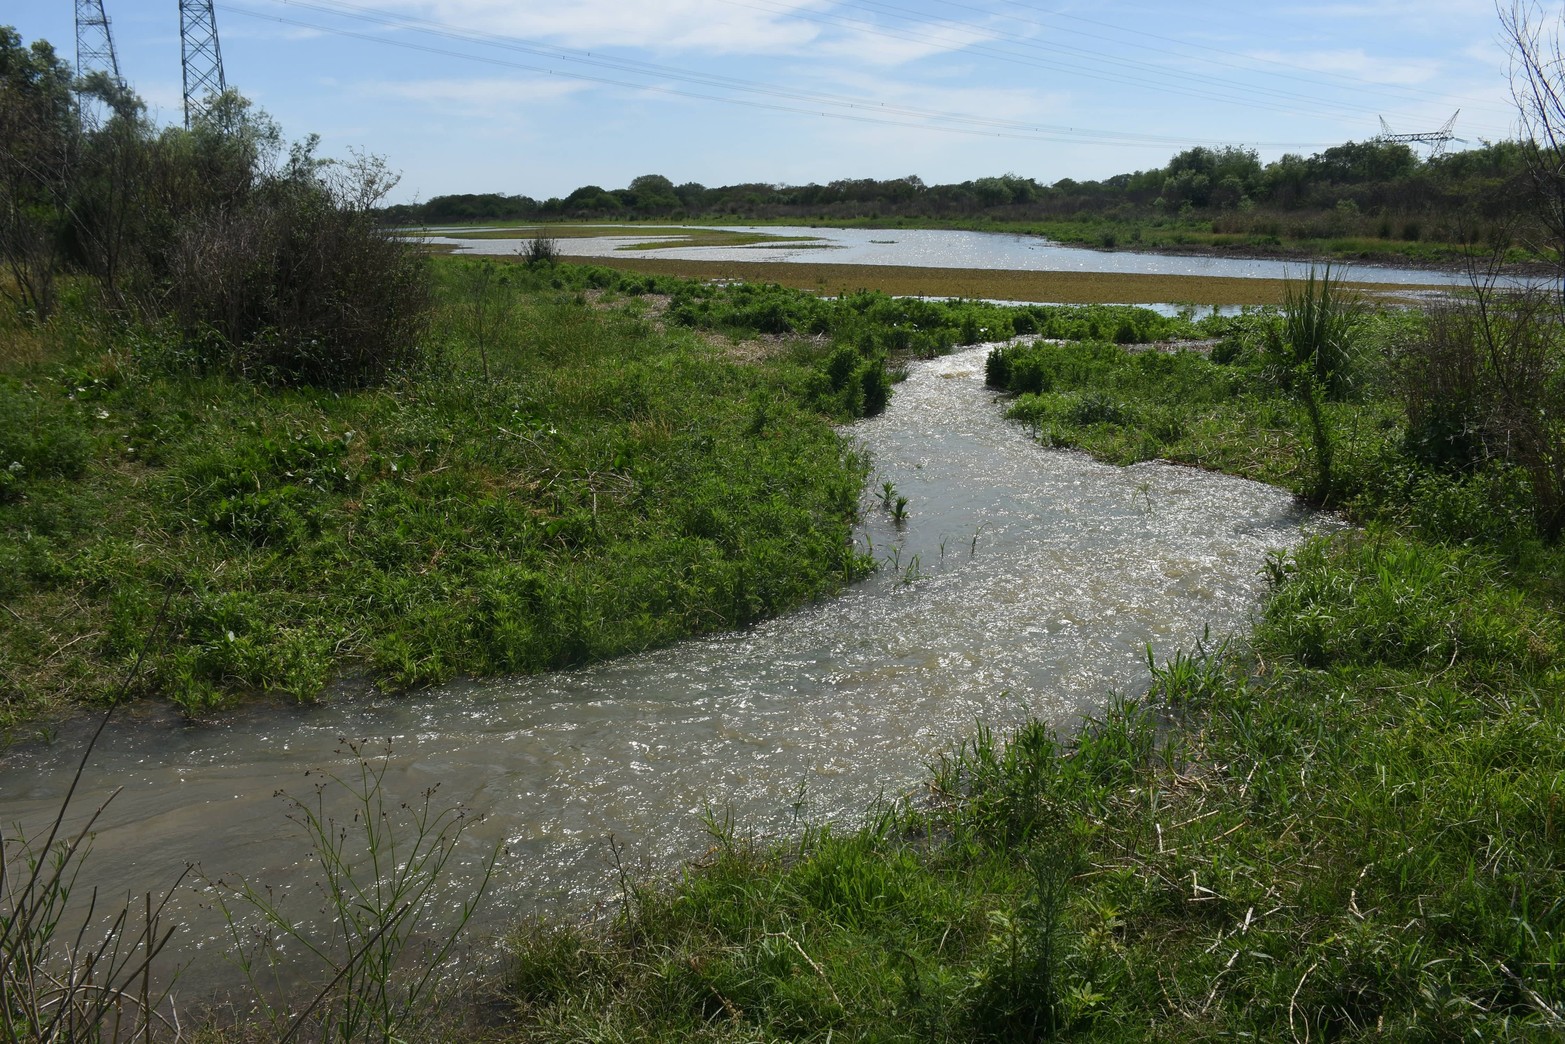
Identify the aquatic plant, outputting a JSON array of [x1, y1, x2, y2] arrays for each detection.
[[1266, 265, 1361, 503], [207, 739, 500, 1043]]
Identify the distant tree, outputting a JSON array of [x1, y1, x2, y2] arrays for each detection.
[[1161, 169, 1211, 209], [563, 184, 622, 216], [674, 181, 708, 209], [972, 176, 1016, 207], [1309, 140, 1417, 184], [1262, 153, 1311, 206], [1162, 146, 1258, 209], [0, 28, 77, 318], [1165, 146, 1217, 178], [627, 173, 679, 213]]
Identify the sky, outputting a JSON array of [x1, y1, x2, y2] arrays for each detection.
[[4, 0, 1538, 205]]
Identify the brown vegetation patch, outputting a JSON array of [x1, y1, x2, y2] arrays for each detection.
[[553, 253, 1450, 306]]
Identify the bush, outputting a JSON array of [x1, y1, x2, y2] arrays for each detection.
[[1398, 287, 1565, 541], [0, 49, 435, 389], [163, 154, 432, 387], [523, 234, 559, 266]]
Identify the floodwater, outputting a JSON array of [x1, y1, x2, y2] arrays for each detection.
[[0, 342, 1327, 996], [422, 223, 1490, 287]]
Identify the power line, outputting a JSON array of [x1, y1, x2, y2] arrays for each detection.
[[222, 0, 1347, 150], [970, 0, 1515, 122]]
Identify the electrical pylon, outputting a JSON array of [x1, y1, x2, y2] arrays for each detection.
[[75, 0, 123, 127], [179, 0, 226, 128], [1377, 112, 1466, 159], [75, 0, 122, 82]]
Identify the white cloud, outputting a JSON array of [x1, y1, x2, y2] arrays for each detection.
[[823, 69, 1071, 127], [812, 20, 1003, 67], [359, 75, 587, 115], [385, 0, 828, 54], [1242, 47, 1441, 87]]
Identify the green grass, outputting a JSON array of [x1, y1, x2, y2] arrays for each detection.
[[0, 263, 885, 720], [496, 528, 1565, 1039]]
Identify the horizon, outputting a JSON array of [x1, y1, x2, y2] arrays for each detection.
[[7, 0, 1530, 206]]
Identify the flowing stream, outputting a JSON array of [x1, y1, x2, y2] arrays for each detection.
[[1, 343, 1326, 995]]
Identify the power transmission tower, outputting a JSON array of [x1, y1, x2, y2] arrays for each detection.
[[75, 0, 122, 127], [75, 0, 122, 82], [1377, 111, 1466, 159], [179, 0, 226, 129]]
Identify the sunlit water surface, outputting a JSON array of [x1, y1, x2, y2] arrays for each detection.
[[422, 224, 1494, 287]]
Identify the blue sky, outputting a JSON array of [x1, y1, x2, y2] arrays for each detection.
[[6, 0, 1530, 205]]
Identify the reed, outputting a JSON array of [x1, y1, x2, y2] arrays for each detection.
[[206, 740, 500, 1043]]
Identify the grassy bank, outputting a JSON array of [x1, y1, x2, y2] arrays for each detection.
[[1011, 216, 1539, 270], [1, 261, 891, 721], [543, 254, 1445, 308], [491, 290, 1565, 1039], [2, 262, 1229, 723]]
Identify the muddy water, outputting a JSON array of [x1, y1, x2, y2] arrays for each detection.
[[0, 343, 1324, 991]]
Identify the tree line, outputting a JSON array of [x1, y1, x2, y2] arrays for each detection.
[[384, 139, 1530, 241]]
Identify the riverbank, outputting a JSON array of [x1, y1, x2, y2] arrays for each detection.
[[487, 288, 1565, 1039], [440, 215, 1538, 284]]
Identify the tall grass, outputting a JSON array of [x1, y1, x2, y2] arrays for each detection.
[[0, 261, 879, 719], [1265, 266, 1362, 503]]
